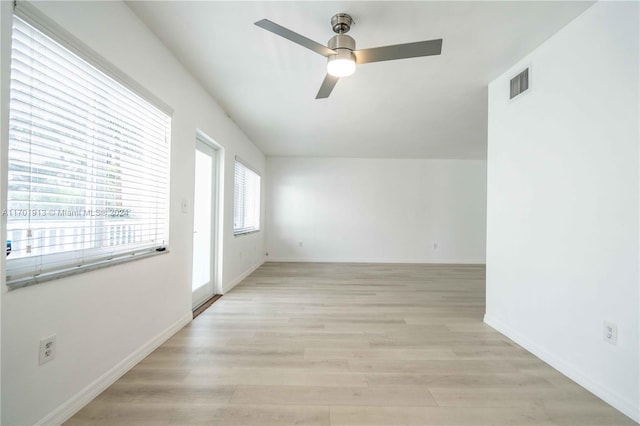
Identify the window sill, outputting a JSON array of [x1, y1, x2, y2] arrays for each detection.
[[6, 248, 170, 291], [233, 230, 260, 237]]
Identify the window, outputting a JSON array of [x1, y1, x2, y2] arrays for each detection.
[[233, 158, 261, 235], [5, 8, 171, 288], [509, 67, 530, 100]]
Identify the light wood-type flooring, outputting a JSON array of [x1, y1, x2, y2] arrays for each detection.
[[67, 263, 635, 425]]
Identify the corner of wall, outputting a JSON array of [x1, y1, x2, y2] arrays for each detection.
[[35, 313, 192, 426], [484, 314, 640, 423], [222, 256, 265, 294]]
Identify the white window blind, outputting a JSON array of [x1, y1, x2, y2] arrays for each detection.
[[233, 159, 261, 235], [6, 13, 171, 287]]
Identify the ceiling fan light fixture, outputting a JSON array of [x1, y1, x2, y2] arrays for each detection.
[[327, 50, 356, 77]]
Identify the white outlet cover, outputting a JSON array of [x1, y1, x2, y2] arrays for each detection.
[[39, 335, 56, 365], [603, 321, 617, 345]]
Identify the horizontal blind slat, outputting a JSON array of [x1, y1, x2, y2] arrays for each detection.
[[8, 169, 169, 198], [9, 54, 169, 137], [8, 136, 170, 180], [11, 24, 170, 120], [9, 90, 166, 151], [8, 72, 169, 139], [8, 91, 169, 154]]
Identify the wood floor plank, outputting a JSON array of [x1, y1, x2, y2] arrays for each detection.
[[347, 359, 521, 374], [166, 404, 331, 426], [365, 372, 552, 387], [429, 386, 610, 408], [184, 368, 369, 387], [96, 382, 236, 404], [329, 405, 556, 425], [230, 385, 437, 406], [66, 263, 633, 426]]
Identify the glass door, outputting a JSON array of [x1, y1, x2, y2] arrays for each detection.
[[192, 140, 217, 309]]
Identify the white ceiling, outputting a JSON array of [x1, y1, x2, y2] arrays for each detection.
[[127, 1, 593, 159]]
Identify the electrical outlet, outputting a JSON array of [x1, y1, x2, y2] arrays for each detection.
[[39, 335, 56, 365], [433, 243, 438, 250], [603, 321, 617, 345]]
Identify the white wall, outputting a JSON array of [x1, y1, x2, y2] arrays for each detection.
[[0, 1, 265, 424], [485, 1, 639, 422], [266, 157, 486, 264]]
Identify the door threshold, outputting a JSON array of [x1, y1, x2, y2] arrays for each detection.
[[193, 294, 222, 319]]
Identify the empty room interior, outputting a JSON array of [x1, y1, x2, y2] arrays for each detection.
[[0, 0, 638, 425]]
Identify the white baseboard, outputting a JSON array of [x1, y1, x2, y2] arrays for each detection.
[[35, 312, 192, 426], [484, 314, 640, 424], [265, 257, 485, 265], [222, 258, 265, 294]]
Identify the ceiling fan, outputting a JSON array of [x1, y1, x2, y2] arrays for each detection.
[[254, 13, 443, 99]]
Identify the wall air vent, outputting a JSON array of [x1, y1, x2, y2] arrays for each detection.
[[510, 67, 529, 100]]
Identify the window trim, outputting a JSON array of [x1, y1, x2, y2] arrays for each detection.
[[5, 2, 173, 289]]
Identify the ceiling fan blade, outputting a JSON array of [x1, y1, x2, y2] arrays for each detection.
[[354, 39, 443, 64], [316, 74, 339, 99], [255, 19, 336, 57]]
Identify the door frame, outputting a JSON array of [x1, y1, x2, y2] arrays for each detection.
[[192, 129, 224, 309]]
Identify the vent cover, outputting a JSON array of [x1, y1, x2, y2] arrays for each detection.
[[510, 68, 529, 99]]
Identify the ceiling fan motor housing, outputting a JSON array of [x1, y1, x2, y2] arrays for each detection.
[[327, 34, 356, 74], [328, 34, 355, 51]]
